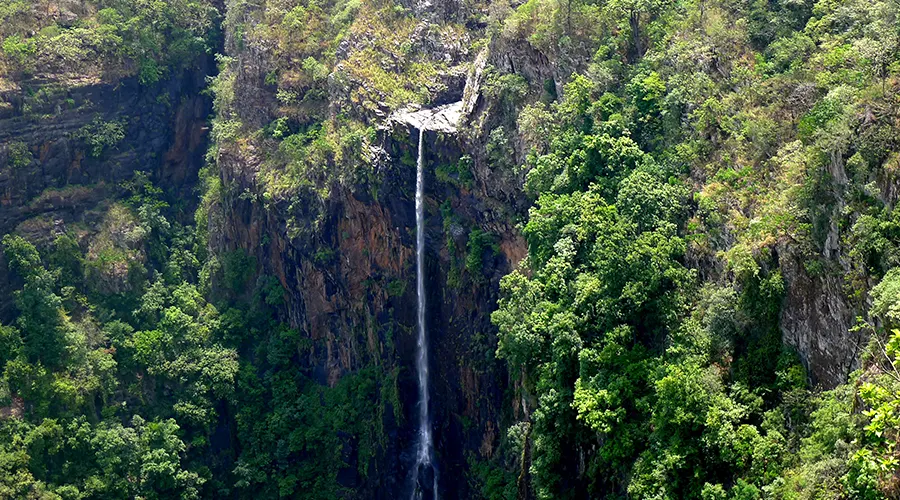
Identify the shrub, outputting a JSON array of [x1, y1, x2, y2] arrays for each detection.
[[5, 141, 32, 169], [1, 34, 35, 70], [77, 118, 126, 157]]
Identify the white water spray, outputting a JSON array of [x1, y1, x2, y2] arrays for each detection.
[[412, 127, 437, 500]]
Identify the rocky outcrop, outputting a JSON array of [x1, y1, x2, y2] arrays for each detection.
[[203, 2, 538, 494], [0, 65, 213, 319], [389, 101, 464, 133], [779, 245, 860, 387], [212, 110, 525, 496]]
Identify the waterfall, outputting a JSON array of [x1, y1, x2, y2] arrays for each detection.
[[412, 126, 438, 500]]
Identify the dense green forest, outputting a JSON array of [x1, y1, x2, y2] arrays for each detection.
[[3, 0, 900, 498]]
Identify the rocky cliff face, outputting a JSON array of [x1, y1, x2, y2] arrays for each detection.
[[0, 65, 213, 319], [202, 2, 544, 495], [203, 2, 878, 495], [1, 1, 884, 497], [212, 105, 526, 497], [779, 244, 860, 387]]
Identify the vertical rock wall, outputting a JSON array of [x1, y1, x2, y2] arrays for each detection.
[[0, 65, 213, 319]]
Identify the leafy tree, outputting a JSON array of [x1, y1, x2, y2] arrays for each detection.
[[2, 235, 66, 368]]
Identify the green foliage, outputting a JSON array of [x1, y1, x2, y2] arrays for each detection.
[[221, 250, 255, 293], [616, 167, 686, 232], [870, 268, 900, 325], [488, 0, 900, 490], [0, 324, 21, 370], [4, 141, 31, 170], [302, 56, 329, 82], [797, 93, 846, 143], [435, 155, 475, 188], [0, 0, 28, 25], [231, 364, 385, 498], [1, 34, 35, 69], [486, 127, 516, 171], [0, 0, 218, 82], [386, 279, 406, 297], [6, 0, 900, 497], [522, 76, 651, 200], [76, 118, 126, 158], [267, 116, 292, 139], [628, 71, 667, 141], [494, 165, 698, 496], [484, 69, 529, 113], [0, 171, 329, 496], [466, 228, 499, 280], [2, 235, 66, 368], [468, 452, 518, 500], [0, 415, 202, 498], [0, 156, 397, 495]]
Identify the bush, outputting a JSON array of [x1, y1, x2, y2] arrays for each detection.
[[1, 34, 35, 70], [5, 141, 32, 169], [77, 118, 126, 157], [466, 228, 499, 280]]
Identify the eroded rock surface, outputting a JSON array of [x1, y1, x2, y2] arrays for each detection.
[[389, 101, 464, 133]]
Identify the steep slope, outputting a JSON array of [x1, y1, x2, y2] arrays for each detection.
[[4, 0, 900, 499], [0, 0, 218, 319], [204, 1, 524, 496]]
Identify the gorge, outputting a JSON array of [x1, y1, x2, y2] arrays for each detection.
[[3, 0, 900, 499]]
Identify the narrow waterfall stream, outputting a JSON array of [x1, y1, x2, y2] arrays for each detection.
[[390, 102, 461, 499], [412, 126, 438, 500]]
